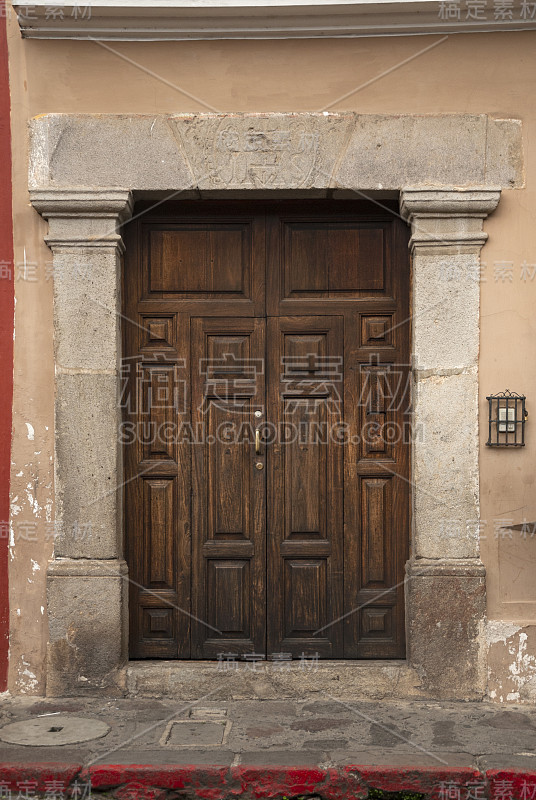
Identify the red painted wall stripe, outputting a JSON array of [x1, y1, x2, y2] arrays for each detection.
[[0, 0, 14, 692]]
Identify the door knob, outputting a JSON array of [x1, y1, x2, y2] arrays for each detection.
[[255, 428, 262, 455]]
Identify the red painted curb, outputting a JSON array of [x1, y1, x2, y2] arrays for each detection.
[[83, 765, 229, 795], [347, 765, 484, 797], [488, 770, 536, 797], [230, 766, 368, 799], [0, 763, 82, 790], [231, 766, 329, 798], [1, 763, 536, 798]]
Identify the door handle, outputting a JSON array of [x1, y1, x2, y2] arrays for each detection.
[[255, 428, 262, 455]]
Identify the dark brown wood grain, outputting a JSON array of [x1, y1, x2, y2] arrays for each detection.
[[190, 316, 266, 657], [123, 200, 410, 660]]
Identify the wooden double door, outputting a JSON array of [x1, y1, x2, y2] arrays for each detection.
[[123, 201, 410, 660]]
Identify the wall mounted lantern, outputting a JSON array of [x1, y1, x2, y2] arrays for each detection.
[[486, 390, 528, 447]]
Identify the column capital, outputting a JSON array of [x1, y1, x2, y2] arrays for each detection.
[[400, 187, 501, 254], [30, 187, 133, 250]]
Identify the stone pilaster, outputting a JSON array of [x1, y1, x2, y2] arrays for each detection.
[[30, 188, 133, 695], [400, 188, 500, 699]]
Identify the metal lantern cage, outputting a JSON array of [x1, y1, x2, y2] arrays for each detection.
[[486, 390, 528, 447]]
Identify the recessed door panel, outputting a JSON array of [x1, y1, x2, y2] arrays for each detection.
[[282, 221, 386, 298], [147, 225, 250, 297]]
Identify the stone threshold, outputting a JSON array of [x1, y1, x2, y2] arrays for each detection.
[[125, 660, 429, 701]]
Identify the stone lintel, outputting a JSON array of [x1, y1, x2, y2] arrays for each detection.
[[28, 114, 523, 192]]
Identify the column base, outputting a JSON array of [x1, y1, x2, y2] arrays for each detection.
[[46, 558, 129, 697], [406, 558, 487, 700]]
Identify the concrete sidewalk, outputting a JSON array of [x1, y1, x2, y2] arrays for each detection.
[[0, 696, 535, 771]]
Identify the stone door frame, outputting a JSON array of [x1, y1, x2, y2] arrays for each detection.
[[27, 112, 522, 699]]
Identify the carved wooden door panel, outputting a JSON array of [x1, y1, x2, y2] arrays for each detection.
[[123, 201, 410, 660], [266, 315, 345, 658], [190, 316, 266, 658]]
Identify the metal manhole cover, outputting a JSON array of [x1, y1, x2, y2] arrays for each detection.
[[0, 716, 110, 746]]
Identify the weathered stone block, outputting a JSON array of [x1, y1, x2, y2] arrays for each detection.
[[485, 118, 524, 189], [406, 559, 487, 700], [55, 373, 121, 559], [412, 372, 480, 560], [412, 253, 480, 373], [51, 248, 121, 371], [46, 558, 128, 696], [30, 115, 194, 191], [339, 114, 489, 189]]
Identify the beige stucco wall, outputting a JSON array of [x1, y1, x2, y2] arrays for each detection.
[[6, 2, 536, 698]]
